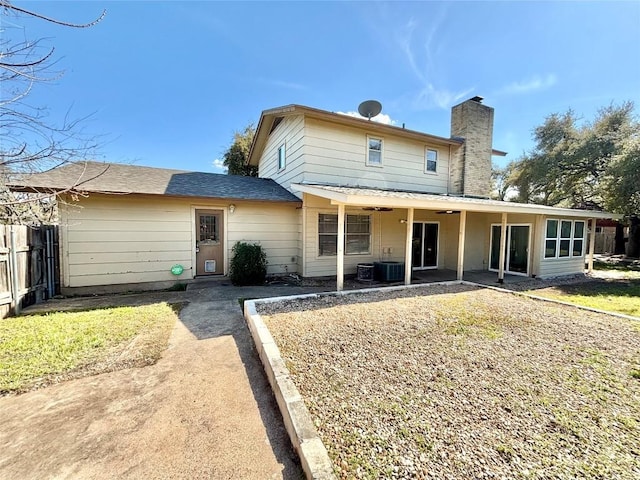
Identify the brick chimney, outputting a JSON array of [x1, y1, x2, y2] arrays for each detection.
[[449, 96, 494, 197]]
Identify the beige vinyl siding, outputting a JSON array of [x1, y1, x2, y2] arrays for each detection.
[[60, 194, 300, 288], [302, 118, 450, 194], [538, 257, 585, 278], [227, 202, 299, 275], [461, 212, 490, 271], [61, 195, 193, 287], [258, 115, 305, 192]]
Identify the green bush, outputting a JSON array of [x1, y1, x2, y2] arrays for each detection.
[[229, 241, 267, 286]]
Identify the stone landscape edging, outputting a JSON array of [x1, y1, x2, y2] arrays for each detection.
[[243, 280, 464, 480], [245, 279, 637, 479]]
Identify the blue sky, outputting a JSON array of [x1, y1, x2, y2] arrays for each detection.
[[8, 1, 640, 173]]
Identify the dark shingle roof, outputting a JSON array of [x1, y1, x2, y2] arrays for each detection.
[[9, 161, 301, 203]]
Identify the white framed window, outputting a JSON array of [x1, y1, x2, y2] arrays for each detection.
[[425, 148, 438, 173], [277, 143, 286, 171], [559, 220, 572, 257], [544, 219, 586, 259], [366, 136, 383, 166], [544, 220, 558, 258], [572, 221, 585, 256], [318, 213, 371, 256]]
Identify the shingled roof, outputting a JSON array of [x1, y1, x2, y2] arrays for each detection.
[[8, 161, 301, 203]]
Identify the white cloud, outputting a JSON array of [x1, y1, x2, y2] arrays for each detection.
[[259, 78, 307, 91], [337, 111, 397, 125], [212, 158, 227, 173], [394, 6, 472, 110], [500, 74, 557, 95], [414, 84, 474, 110]]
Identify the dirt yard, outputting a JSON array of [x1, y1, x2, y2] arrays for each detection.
[[259, 284, 640, 479]]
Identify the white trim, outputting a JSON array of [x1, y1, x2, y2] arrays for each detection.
[[489, 222, 532, 277], [543, 218, 586, 260], [457, 211, 467, 281], [424, 147, 438, 174], [337, 204, 345, 291], [587, 218, 596, 273], [404, 208, 414, 285], [366, 134, 384, 167], [277, 142, 286, 172]]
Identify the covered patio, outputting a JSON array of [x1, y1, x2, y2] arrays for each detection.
[[293, 184, 618, 291]]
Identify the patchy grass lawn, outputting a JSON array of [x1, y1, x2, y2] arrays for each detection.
[[530, 279, 640, 317], [259, 285, 640, 479], [0, 303, 179, 394]]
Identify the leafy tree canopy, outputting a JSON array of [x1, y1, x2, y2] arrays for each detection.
[[222, 124, 257, 176], [503, 102, 639, 216]]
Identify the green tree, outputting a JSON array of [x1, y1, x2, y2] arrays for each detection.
[[222, 124, 257, 176], [507, 102, 639, 257], [508, 103, 638, 211], [491, 161, 517, 201]]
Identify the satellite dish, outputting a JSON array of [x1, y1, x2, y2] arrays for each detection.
[[358, 100, 382, 120]]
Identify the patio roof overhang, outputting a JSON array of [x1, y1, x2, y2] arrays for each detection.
[[292, 184, 622, 220]]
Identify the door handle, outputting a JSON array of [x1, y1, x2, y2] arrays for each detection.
[[195, 247, 200, 253]]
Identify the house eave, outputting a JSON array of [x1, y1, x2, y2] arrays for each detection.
[[247, 104, 467, 166], [9, 185, 302, 205], [292, 184, 622, 220]]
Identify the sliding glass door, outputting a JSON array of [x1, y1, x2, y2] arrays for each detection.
[[490, 224, 530, 275], [412, 222, 439, 269]]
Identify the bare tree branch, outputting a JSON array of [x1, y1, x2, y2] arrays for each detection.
[[0, 1, 106, 28], [0, 2, 107, 224]]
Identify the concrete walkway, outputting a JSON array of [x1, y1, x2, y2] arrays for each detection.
[[0, 283, 331, 480]]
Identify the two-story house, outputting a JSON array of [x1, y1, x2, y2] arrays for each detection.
[[11, 97, 620, 294]]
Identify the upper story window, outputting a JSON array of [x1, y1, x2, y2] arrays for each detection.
[[277, 143, 286, 171], [366, 136, 383, 166], [544, 219, 585, 259], [425, 148, 438, 173]]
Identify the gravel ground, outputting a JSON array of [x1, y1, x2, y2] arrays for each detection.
[[259, 284, 640, 479]]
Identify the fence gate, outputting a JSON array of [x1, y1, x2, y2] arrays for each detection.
[[0, 225, 59, 318]]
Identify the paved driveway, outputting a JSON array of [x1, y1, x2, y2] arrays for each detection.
[[0, 284, 327, 479]]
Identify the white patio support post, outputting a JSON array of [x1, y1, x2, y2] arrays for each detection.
[[498, 212, 508, 284], [457, 210, 467, 281], [336, 203, 345, 291], [404, 207, 414, 285], [587, 217, 596, 273]]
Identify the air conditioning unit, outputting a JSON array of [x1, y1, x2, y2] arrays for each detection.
[[374, 261, 405, 282]]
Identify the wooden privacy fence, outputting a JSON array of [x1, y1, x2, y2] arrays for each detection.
[[0, 225, 59, 318]]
